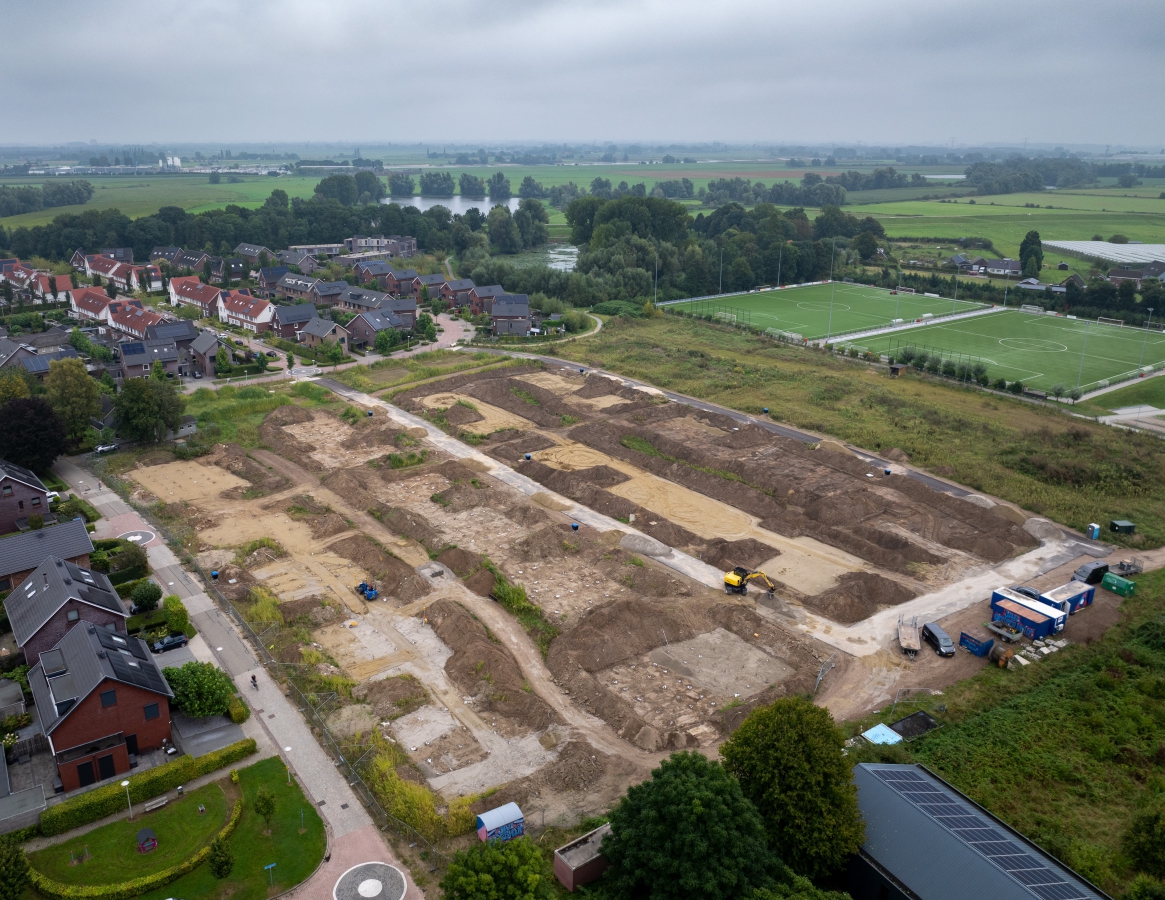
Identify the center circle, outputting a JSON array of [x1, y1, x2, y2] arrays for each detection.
[[797, 302, 851, 312], [358, 879, 383, 897], [998, 338, 1068, 353]]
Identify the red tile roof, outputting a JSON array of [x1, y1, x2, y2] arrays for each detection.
[[170, 276, 221, 306], [220, 291, 271, 319]]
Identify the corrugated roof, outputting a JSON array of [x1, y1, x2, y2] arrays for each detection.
[[0, 519, 93, 579]]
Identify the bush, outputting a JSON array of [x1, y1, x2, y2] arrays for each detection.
[[1008, 380, 1025, 394], [207, 836, 234, 879], [39, 739, 256, 836], [163, 595, 188, 633], [163, 660, 234, 717], [115, 577, 148, 600], [992, 377, 1008, 391], [130, 581, 162, 610], [108, 565, 149, 587], [0, 836, 30, 900], [1126, 807, 1165, 878], [227, 694, 251, 724], [440, 838, 553, 900]]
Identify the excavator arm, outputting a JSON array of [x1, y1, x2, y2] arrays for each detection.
[[744, 571, 778, 594], [723, 566, 777, 596]]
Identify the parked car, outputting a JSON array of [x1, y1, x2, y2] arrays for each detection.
[[1073, 561, 1109, 585], [265, 350, 277, 357], [45, 491, 61, 502], [1011, 586, 1042, 601], [152, 634, 188, 654], [922, 622, 955, 657], [94, 443, 120, 454], [193, 371, 203, 379]]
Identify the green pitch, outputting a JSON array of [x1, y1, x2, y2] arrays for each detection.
[[666, 282, 987, 340], [865, 309, 1165, 392]]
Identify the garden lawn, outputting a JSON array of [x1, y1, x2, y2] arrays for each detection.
[[135, 756, 326, 900], [28, 783, 228, 884]]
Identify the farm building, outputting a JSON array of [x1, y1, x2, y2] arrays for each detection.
[[475, 802, 524, 842], [1039, 582, 1094, 615], [849, 763, 1107, 900], [554, 823, 611, 892]]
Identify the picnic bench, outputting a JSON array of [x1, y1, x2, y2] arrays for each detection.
[[143, 797, 168, 813]]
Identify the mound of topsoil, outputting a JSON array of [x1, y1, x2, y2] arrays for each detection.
[[431, 481, 493, 513], [210, 564, 254, 601], [513, 525, 583, 561], [424, 599, 557, 731], [504, 502, 551, 529], [443, 404, 484, 426], [328, 534, 430, 603], [803, 491, 887, 527], [207, 443, 288, 496], [702, 538, 778, 571], [370, 504, 444, 553], [807, 572, 917, 624], [279, 597, 331, 622], [309, 513, 350, 539], [572, 375, 628, 400], [259, 406, 323, 472], [464, 568, 498, 597], [353, 674, 428, 719], [436, 547, 482, 577], [540, 740, 606, 792], [883, 447, 910, 463]]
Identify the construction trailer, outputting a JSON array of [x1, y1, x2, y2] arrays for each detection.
[[991, 589, 1066, 634], [991, 598, 1058, 641], [1039, 581, 1095, 615], [476, 802, 524, 843], [554, 823, 612, 892]]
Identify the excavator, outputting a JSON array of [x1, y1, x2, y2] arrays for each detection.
[[723, 566, 778, 598]]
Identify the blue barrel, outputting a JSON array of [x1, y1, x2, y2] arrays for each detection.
[[524, 454, 531, 460], [571, 523, 579, 531], [763, 407, 769, 414], [884, 468, 891, 475], [211, 570, 219, 580], [579, 368, 584, 373], [367, 410, 373, 417]]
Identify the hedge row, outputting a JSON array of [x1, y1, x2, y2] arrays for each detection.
[[114, 578, 149, 600], [32, 798, 243, 899], [108, 565, 148, 587], [39, 738, 257, 836]]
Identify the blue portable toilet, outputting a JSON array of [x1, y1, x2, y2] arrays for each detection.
[[476, 803, 524, 842], [1086, 523, 1100, 540]]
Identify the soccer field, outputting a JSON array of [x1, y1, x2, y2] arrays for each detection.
[[666, 282, 987, 340], [865, 310, 1165, 392]]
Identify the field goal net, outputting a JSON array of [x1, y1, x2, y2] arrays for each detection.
[[1020, 304, 1045, 315], [766, 328, 804, 343], [896, 287, 916, 294], [1098, 316, 1125, 328], [714, 312, 737, 324]]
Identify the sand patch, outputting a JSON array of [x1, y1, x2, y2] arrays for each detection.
[[131, 461, 249, 501], [283, 419, 386, 469], [647, 629, 792, 698], [316, 618, 413, 679], [419, 392, 532, 434]]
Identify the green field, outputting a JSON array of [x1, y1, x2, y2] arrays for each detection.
[[666, 282, 987, 340], [865, 308, 1165, 391]]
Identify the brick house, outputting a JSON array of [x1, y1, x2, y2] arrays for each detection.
[[119, 339, 183, 379], [70, 287, 113, 321], [380, 296, 417, 329], [275, 273, 321, 302], [0, 460, 49, 536], [335, 287, 389, 314], [0, 339, 37, 373], [271, 304, 319, 339], [440, 278, 475, 309], [168, 276, 221, 317], [255, 266, 290, 298], [145, 319, 199, 349], [491, 294, 531, 336], [354, 261, 394, 288], [388, 271, 421, 298], [217, 291, 273, 333], [191, 330, 231, 375], [468, 284, 506, 316], [6, 556, 128, 666], [106, 303, 165, 340], [347, 309, 404, 350], [171, 250, 210, 273], [299, 317, 349, 350], [28, 622, 173, 791], [310, 281, 349, 307], [149, 247, 181, 265], [275, 250, 319, 275], [416, 274, 446, 301], [234, 243, 274, 265], [0, 519, 93, 594]]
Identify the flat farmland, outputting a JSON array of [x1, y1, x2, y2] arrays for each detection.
[[864, 309, 1165, 391], [667, 282, 986, 340]]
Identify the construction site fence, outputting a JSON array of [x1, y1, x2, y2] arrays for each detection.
[[87, 461, 457, 869]]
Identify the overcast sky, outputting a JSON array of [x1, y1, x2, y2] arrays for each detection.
[[4, 0, 1163, 148]]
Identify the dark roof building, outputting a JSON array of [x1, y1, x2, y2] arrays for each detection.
[[145, 319, 199, 346], [0, 519, 94, 591], [20, 348, 81, 377], [149, 247, 182, 264], [849, 764, 1108, 900]]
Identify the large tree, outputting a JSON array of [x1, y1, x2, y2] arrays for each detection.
[[44, 357, 100, 441], [600, 751, 772, 900], [388, 173, 415, 197], [487, 206, 522, 255], [0, 398, 67, 471], [1019, 229, 1043, 274], [440, 837, 553, 900], [0, 370, 29, 405], [113, 377, 186, 443], [0, 836, 30, 900], [486, 172, 512, 200], [721, 698, 864, 878], [162, 661, 235, 717], [354, 170, 385, 203]]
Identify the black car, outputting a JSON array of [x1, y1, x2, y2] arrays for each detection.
[[152, 634, 188, 653], [922, 622, 956, 657], [1073, 561, 1109, 585], [1011, 586, 1042, 601]]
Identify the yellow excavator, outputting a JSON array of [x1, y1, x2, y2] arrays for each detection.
[[724, 566, 778, 597]]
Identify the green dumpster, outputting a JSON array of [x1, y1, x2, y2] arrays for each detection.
[[1102, 572, 1136, 597]]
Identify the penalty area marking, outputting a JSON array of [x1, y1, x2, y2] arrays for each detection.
[[797, 302, 851, 312], [999, 338, 1068, 353]]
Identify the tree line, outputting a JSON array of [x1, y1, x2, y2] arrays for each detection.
[[0, 181, 95, 218]]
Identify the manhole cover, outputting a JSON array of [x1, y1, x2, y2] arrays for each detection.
[[334, 863, 405, 900], [117, 530, 156, 546]]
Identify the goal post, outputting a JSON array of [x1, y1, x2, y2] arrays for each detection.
[[1098, 316, 1125, 328], [1020, 304, 1044, 315], [714, 312, 737, 324]]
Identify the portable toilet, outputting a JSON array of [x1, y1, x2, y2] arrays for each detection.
[[1040, 581, 1095, 614], [991, 598, 1055, 641], [476, 802, 524, 843], [991, 588, 1066, 634]]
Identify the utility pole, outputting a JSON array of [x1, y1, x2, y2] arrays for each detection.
[[654, 256, 658, 306], [1002, 270, 1011, 308], [1140, 308, 1155, 367], [826, 239, 837, 341], [951, 273, 958, 314]]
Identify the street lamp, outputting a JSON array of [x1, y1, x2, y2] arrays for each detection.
[[122, 780, 132, 820], [1140, 308, 1155, 367]]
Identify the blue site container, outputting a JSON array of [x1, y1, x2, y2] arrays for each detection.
[[1039, 581, 1095, 615], [991, 588, 1066, 634], [991, 598, 1056, 641], [959, 632, 995, 657]]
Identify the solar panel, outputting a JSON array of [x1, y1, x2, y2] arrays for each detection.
[[872, 768, 1096, 900], [121, 341, 144, 356]]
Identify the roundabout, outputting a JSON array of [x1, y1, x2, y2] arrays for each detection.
[[291, 366, 323, 377], [999, 338, 1068, 353], [334, 862, 407, 900], [117, 529, 157, 546]]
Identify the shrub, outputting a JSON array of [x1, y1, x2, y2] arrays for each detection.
[[162, 595, 188, 633], [163, 661, 235, 718], [227, 694, 251, 723], [440, 838, 553, 900], [39, 739, 256, 835], [1125, 807, 1165, 878], [992, 377, 1008, 391], [130, 581, 162, 611], [208, 836, 234, 879], [1008, 380, 1025, 394], [0, 836, 30, 900]]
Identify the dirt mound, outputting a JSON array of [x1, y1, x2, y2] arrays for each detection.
[[207, 443, 287, 496], [279, 597, 329, 622], [286, 494, 330, 515], [371, 504, 444, 552], [803, 491, 885, 527], [548, 599, 699, 674], [469, 782, 530, 817], [443, 404, 484, 426], [266, 405, 315, 426], [702, 538, 778, 571], [883, 447, 910, 463], [259, 408, 324, 472], [504, 503, 551, 529], [431, 481, 494, 513], [463, 376, 585, 429], [424, 599, 558, 732], [596, 554, 691, 598], [484, 433, 557, 462], [572, 375, 624, 399], [328, 534, 430, 603], [522, 463, 629, 494], [852, 525, 943, 564], [541, 740, 606, 792], [514, 525, 579, 561], [309, 514, 350, 539], [436, 547, 482, 577], [352, 674, 428, 719], [210, 564, 254, 600], [464, 568, 497, 597], [808, 572, 917, 624], [310, 603, 341, 626]]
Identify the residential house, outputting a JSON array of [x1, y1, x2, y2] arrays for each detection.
[[23, 326, 70, 354], [217, 291, 273, 333], [378, 296, 417, 328], [310, 281, 349, 307], [167, 276, 221, 317], [335, 286, 390, 314], [106, 303, 165, 340], [1015, 278, 1065, 295], [1142, 261, 1165, 282], [385, 269, 420, 297], [28, 621, 173, 791], [255, 266, 290, 298], [469, 284, 506, 316], [1061, 273, 1087, 290], [69, 250, 88, 271], [440, 278, 475, 308], [20, 348, 82, 380], [275, 273, 321, 301], [299, 317, 349, 350], [139, 265, 163, 292], [275, 250, 319, 275], [344, 235, 399, 253], [191, 330, 231, 375], [847, 763, 1105, 900], [29, 274, 73, 304], [416, 273, 446, 301], [984, 258, 1022, 277], [336, 251, 395, 266], [347, 309, 404, 350], [0, 339, 36, 372], [271, 303, 319, 339], [145, 319, 199, 349], [1109, 267, 1144, 287], [491, 294, 531, 336], [5, 556, 127, 667], [119, 339, 183, 379], [209, 258, 245, 283], [0, 519, 93, 596], [233, 243, 273, 264], [288, 242, 343, 257], [354, 260, 395, 288], [91, 394, 116, 432], [100, 248, 134, 265], [69, 286, 114, 321], [170, 250, 210, 273], [0, 459, 49, 536], [149, 247, 182, 265]]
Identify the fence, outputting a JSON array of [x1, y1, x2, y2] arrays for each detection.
[[886, 338, 986, 374], [88, 461, 456, 869], [665, 301, 755, 328]]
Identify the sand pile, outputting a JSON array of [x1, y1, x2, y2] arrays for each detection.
[[883, 447, 910, 462], [702, 538, 778, 571], [329, 534, 430, 603]]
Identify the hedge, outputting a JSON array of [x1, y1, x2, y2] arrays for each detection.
[[108, 565, 149, 587], [39, 738, 257, 836], [32, 798, 243, 899], [115, 578, 149, 600], [92, 539, 122, 552]]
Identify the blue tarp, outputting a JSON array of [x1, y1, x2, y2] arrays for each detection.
[[861, 724, 903, 745]]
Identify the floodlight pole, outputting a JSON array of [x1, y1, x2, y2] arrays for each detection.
[[654, 256, 658, 306], [1003, 271, 1010, 308], [1140, 308, 1155, 367], [718, 248, 723, 295], [951, 273, 958, 314], [776, 243, 783, 287], [826, 239, 837, 341], [1076, 320, 1091, 389]]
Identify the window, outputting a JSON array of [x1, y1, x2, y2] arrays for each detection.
[[1, 485, 11, 497], [144, 703, 159, 721], [17, 501, 23, 511], [100, 689, 117, 707], [142, 363, 150, 372], [31, 497, 41, 508], [67, 610, 79, 622]]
